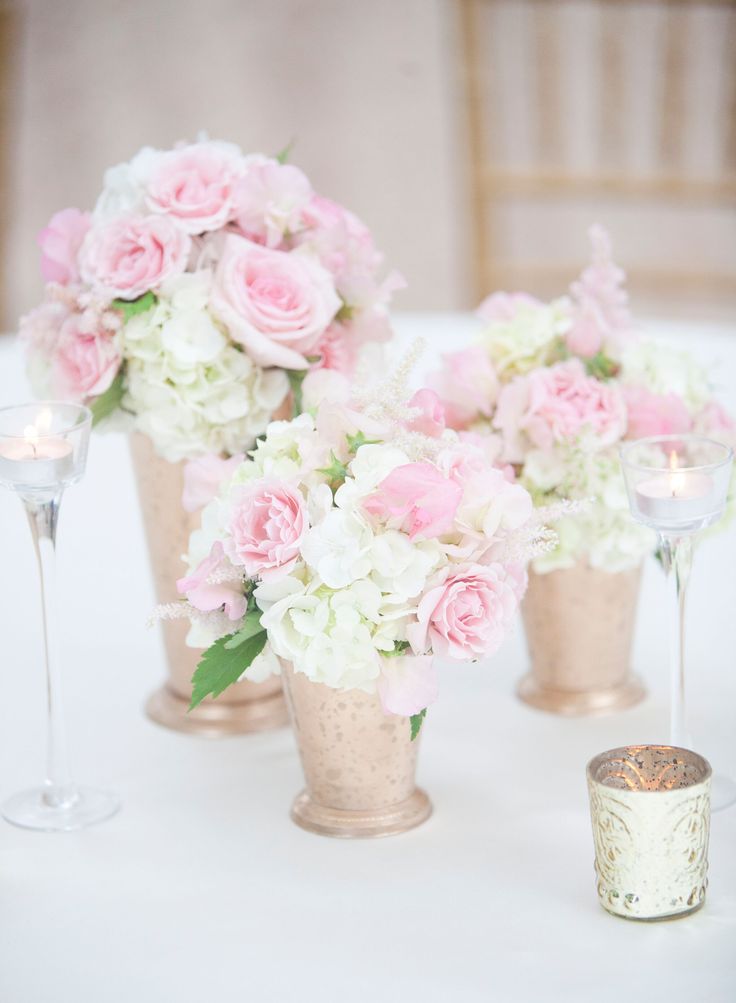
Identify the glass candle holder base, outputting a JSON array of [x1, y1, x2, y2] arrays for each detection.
[[711, 774, 736, 813], [2, 785, 120, 832]]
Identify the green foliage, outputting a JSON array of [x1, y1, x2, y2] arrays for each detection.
[[346, 430, 380, 454], [111, 291, 157, 324], [383, 640, 411, 658], [274, 140, 295, 164], [585, 352, 619, 381], [90, 373, 124, 426], [318, 450, 349, 490], [223, 610, 264, 649], [287, 368, 308, 416], [190, 630, 268, 710], [409, 709, 427, 742]]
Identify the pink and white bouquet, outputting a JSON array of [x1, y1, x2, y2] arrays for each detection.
[[431, 227, 735, 573], [163, 364, 548, 735], [21, 138, 400, 461]]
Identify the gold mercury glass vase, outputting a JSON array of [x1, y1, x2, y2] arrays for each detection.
[[518, 560, 645, 716], [280, 660, 432, 838], [129, 432, 288, 737]]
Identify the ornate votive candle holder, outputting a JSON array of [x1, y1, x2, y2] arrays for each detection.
[[586, 745, 711, 921]]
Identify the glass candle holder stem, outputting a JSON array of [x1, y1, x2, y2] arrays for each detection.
[[25, 492, 76, 810], [659, 533, 693, 750]]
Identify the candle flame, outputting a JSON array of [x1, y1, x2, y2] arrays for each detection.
[[24, 423, 38, 445], [668, 450, 685, 496], [669, 450, 679, 471]]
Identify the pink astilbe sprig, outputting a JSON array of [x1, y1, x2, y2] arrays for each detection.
[[567, 224, 632, 358]]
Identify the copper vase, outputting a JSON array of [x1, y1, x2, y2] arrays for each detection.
[[129, 432, 288, 737], [280, 661, 432, 838], [518, 561, 645, 716]]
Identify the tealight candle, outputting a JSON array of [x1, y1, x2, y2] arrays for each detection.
[[634, 451, 715, 527], [587, 745, 711, 920], [0, 410, 74, 490]]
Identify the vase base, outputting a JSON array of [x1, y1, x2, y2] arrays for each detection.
[[290, 787, 433, 839], [145, 683, 289, 737], [517, 673, 646, 716]]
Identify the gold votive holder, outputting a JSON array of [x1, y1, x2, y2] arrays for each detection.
[[586, 745, 711, 921]]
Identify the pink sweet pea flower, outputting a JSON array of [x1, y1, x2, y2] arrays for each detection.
[[364, 462, 462, 540], [38, 208, 90, 285], [224, 480, 307, 580], [376, 655, 438, 717], [182, 453, 244, 513], [80, 214, 191, 300], [407, 562, 521, 660], [623, 386, 693, 440], [210, 233, 341, 369], [235, 159, 313, 248], [476, 291, 540, 323], [406, 389, 446, 438], [51, 314, 121, 400], [429, 347, 498, 429], [177, 542, 246, 620], [145, 142, 245, 234]]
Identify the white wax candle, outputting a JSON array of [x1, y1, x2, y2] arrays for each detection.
[[0, 428, 74, 489], [634, 469, 714, 527]]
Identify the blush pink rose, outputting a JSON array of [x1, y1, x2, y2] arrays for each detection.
[[429, 347, 498, 429], [623, 386, 692, 440], [210, 234, 340, 369], [364, 462, 462, 540], [495, 358, 626, 458], [377, 655, 439, 717], [406, 389, 446, 438], [224, 480, 307, 580], [80, 214, 191, 300], [182, 453, 244, 513], [51, 314, 121, 400], [38, 208, 90, 285], [235, 159, 313, 248], [177, 542, 246, 621], [407, 562, 521, 660], [145, 142, 245, 233], [476, 291, 540, 323], [693, 401, 736, 442]]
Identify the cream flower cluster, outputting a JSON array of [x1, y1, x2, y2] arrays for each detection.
[[431, 226, 735, 574], [177, 393, 538, 716], [21, 137, 400, 461]]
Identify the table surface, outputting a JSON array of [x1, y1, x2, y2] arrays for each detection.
[[1, 313, 735, 1003]]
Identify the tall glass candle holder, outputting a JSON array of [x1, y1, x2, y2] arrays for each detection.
[[620, 434, 733, 810], [0, 402, 119, 831]]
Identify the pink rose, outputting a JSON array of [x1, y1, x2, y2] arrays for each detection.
[[407, 562, 521, 660], [210, 234, 340, 369], [476, 291, 540, 323], [406, 389, 446, 438], [51, 313, 121, 400], [38, 208, 90, 285], [364, 462, 462, 540], [693, 401, 736, 443], [429, 347, 498, 429], [80, 214, 191, 300], [182, 453, 244, 513], [495, 359, 626, 459], [177, 542, 246, 621], [224, 480, 307, 581], [623, 386, 692, 440], [377, 655, 438, 717], [299, 195, 381, 281], [145, 142, 245, 234], [235, 159, 312, 248]]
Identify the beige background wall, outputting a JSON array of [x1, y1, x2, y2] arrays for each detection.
[[2, 0, 735, 329]]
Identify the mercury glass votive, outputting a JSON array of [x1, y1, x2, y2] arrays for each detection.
[[587, 745, 711, 921]]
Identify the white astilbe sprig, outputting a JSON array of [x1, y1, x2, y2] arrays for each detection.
[[205, 565, 244, 586], [353, 338, 426, 426], [494, 499, 588, 564], [148, 601, 236, 639]]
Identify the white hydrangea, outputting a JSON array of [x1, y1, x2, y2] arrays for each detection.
[[481, 297, 572, 377], [122, 272, 288, 461], [232, 412, 329, 487], [620, 339, 710, 412]]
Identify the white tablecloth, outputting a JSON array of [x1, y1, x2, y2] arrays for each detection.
[[1, 313, 735, 1003]]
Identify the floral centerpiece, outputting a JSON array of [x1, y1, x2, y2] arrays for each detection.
[[162, 356, 551, 835], [19, 136, 402, 736], [431, 226, 735, 714]]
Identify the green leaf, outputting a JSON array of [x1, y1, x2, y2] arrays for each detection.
[[409, 709, 427, 742], [90, 372, 124, 426], [346, 430, 380, 454], [223, 610, 264, 649], [335, 302, 354, 323], [190, 630, 268, 710], [112, 291, 157, 324], [383, 640, 411, 658], [584, 352, 619, 381], [287, 368, 308, 416], [274, 139, 295, 164], [317, 450, 349, 488]]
